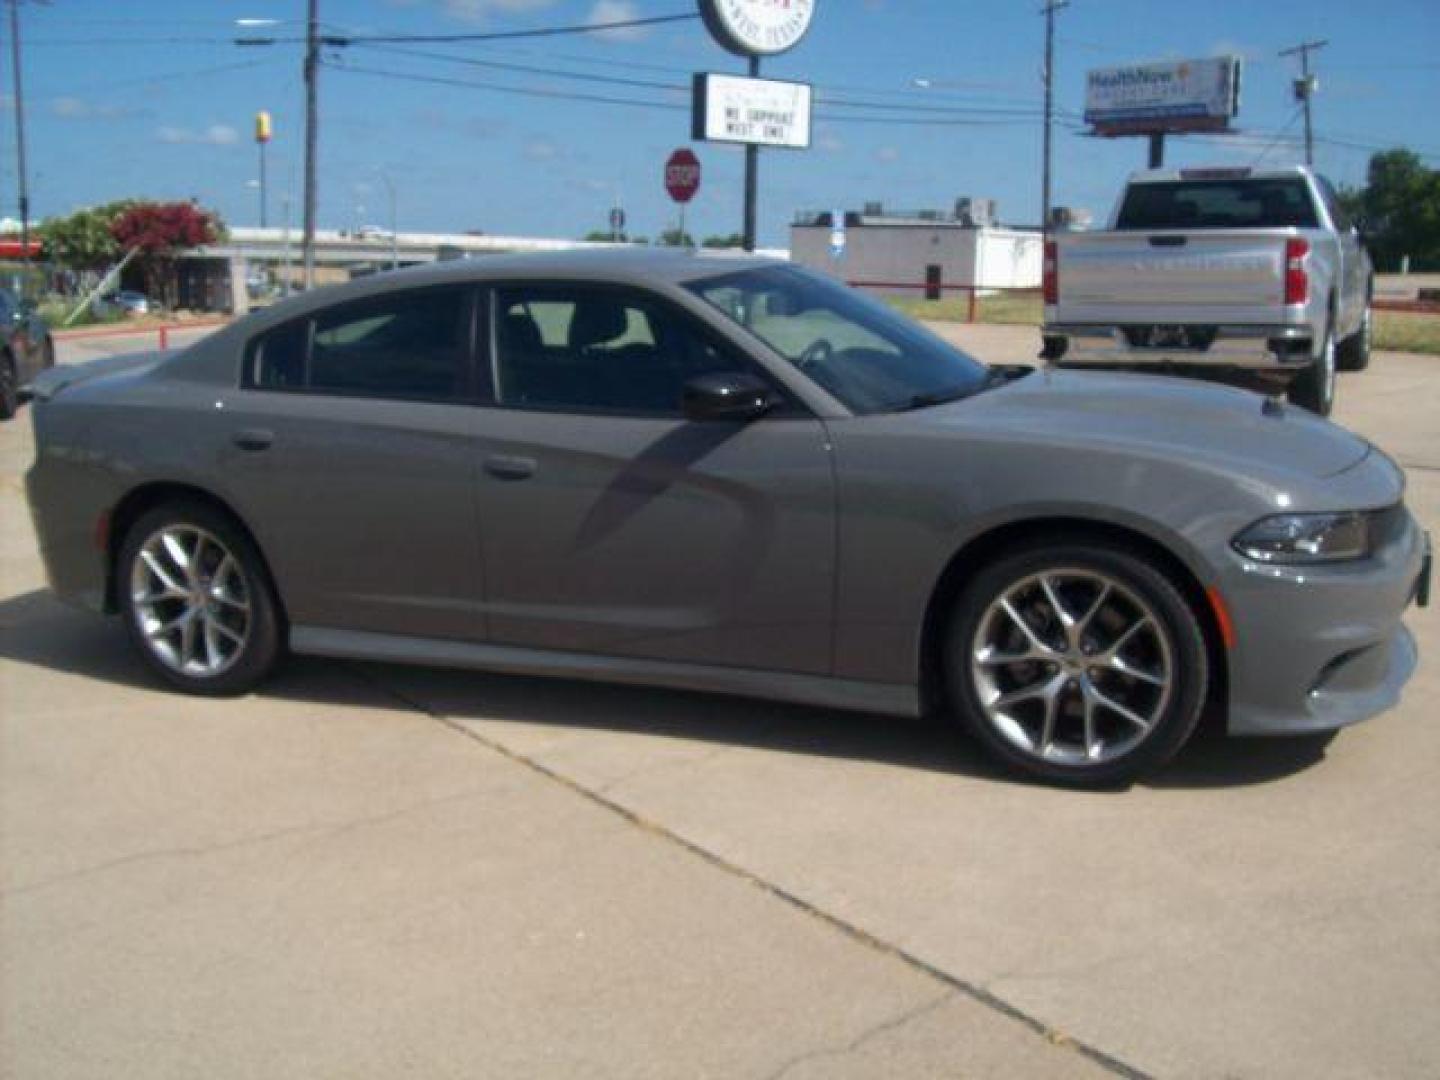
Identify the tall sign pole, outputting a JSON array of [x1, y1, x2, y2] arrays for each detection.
[[8, 0, 31, 265], [302, 0, 319, 288], [1280, 39, 1327, 167], [697, 0, 816, 253], [743, 56, 760, 251], [255, 111, 272, 229], [1040, 0, 1068, 234]]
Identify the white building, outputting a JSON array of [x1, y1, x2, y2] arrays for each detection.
[[790, 202, 1043, 299]]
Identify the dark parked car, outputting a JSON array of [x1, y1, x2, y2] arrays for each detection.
[[0, 287, 54, 420], [23, 251, 1429, 784]]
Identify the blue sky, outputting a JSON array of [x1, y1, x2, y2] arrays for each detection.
[[4, 0, 1437, 246]]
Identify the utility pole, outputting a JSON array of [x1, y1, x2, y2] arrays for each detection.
[[1040, 0, 1068, 234], [302, 0, 319, 288], [742, 55, 760, 252], [7, 0, 31, 268], [1279, 39, 1326, 167]]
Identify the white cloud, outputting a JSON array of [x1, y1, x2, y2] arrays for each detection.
[[51, 97, 138, 120], [587, 0, 648, 42], [523, 138, 560, 161], [398, 0, 558, 24], [817, 131, 844, 153], [156, 124, 241, 146], [875, 146, 900, 163]]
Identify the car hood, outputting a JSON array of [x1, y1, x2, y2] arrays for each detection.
[[936, 368, 1371, 480], [23, 348, 168, 403]]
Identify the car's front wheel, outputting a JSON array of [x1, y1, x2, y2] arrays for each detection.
[[118, 501, 282, 695], [946, 539, 1208, 786]]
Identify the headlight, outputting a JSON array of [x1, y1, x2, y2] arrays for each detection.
[[1232, 512, 1372, 564]]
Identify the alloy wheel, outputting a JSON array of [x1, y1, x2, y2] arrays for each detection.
[[969, 569, 1174, 765], [129, 525, 252, 677]]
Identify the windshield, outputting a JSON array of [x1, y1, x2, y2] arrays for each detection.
[[686, 265, 989, 415]]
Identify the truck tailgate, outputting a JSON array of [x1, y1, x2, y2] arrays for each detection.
[[1055, 229, 1289, 321]]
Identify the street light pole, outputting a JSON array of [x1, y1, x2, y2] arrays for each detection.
[[8, 0, 31, 266], [1040, 0, 1068, 234], [302, 0, 319, 288]]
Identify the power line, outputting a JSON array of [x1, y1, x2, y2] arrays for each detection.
[[240, 12, 699, 47], [328, 61, 1083, 129], [343, 44, 1081, 122], [1250, 108, 1304, 166]]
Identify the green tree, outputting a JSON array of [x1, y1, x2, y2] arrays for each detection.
[[657, 228, 694, 248], [1357, 149, 1440, 272], [38, 200, 136, 272], [701, 233, 745, 249]]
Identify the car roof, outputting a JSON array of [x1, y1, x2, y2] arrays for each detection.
[[262, 247, 780, 320]]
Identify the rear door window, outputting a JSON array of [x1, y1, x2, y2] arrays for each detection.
[[246, 286, 478, 402]]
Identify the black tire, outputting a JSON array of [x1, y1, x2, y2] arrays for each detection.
[[117, 500, 283, 696], [945, 537, 1208, 787], [1287, 320, 1336, 416], [1337, 305, 1372, 373], [0, 352, 18, 420]]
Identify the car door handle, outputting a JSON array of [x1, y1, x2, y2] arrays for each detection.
[[231, 428, 274, 452], [484, 454, 537, 481]]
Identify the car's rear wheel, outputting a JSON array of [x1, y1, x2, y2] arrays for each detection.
[[0, 352, 18, 420], [1337, 305, 1372, 373], [118, 502, 282, 695], [1287, 321, 1336, 416], [946, 539, 1208, 786]]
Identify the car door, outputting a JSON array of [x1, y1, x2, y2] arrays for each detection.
[[221, 284, 488, 642], [472, 282, 836, 675]]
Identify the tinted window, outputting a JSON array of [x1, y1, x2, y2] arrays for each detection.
[[688, 265, 988, 415], [493, 286, 747, 416], [247, 287, 472, 401], [1116, 178, 1319, 230]]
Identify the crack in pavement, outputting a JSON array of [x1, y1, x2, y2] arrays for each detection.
[[760, 989, 955, 1080], [2, 784, 497, 899], [350, 666, 1154, 1080]]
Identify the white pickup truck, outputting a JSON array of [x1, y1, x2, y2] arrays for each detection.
[[1041, 166, 1373, 415]]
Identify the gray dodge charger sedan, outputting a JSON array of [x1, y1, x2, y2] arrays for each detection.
[[23, 251, 1429, 785]]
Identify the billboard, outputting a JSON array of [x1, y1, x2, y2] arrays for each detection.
[[692, 73, 813, 150], [1084, 56, 1242, 134]]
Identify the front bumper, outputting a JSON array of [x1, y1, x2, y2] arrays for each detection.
[[1222, 513, 1427, 737]]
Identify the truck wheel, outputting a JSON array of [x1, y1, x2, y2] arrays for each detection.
[[945, 537, 1208, 787], [1337, 306, 1372, 373], [1287, 323, 1336, 416]]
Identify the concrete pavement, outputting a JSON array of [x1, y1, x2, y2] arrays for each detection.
[[3, 323, 1437, 1078]]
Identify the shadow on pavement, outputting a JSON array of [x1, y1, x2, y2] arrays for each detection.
[[0, 588, 1334, 791]]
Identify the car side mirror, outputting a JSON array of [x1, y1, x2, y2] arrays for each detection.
[[682, 372, 775, 422]]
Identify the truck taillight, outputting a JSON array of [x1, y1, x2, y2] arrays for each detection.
[[1284, 238, 1309, 306], [1043, 240, 1058, 305]]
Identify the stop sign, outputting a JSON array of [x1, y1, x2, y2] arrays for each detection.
[[665, 148, 701, 204]]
